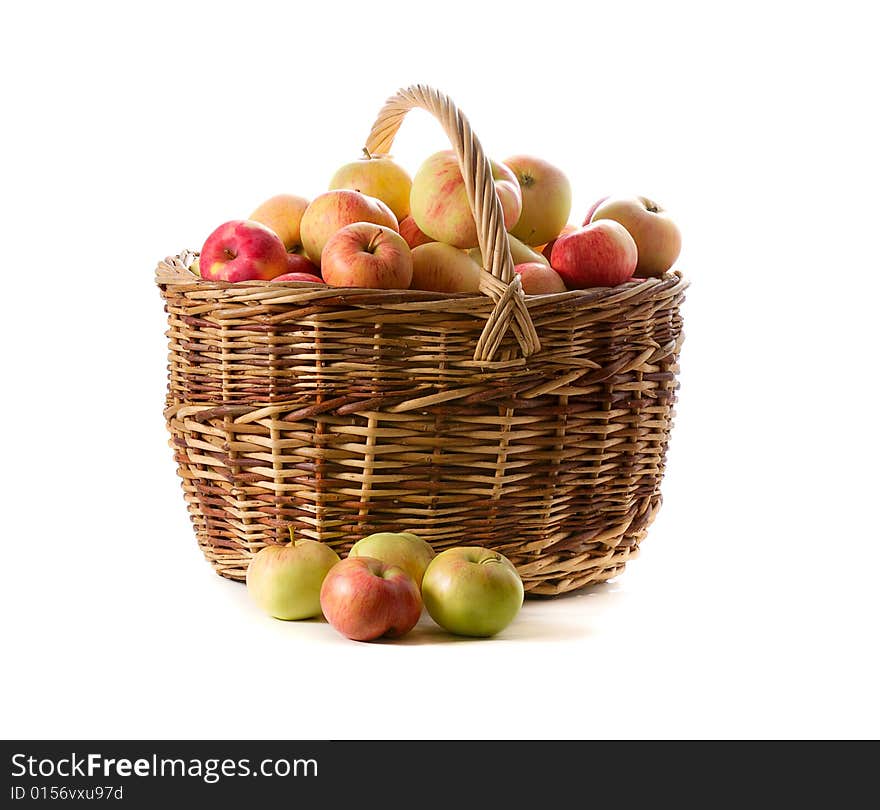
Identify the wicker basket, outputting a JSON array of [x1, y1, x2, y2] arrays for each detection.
[[156, 84, 688, 596]]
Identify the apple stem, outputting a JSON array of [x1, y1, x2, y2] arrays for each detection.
[[288, 525, 296, 546], [362, 147, 372, 160], [365, 229, 382, 253], [223, 247, 236, 260]]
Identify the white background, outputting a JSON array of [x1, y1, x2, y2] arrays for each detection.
[[2, 1, 877, 740]]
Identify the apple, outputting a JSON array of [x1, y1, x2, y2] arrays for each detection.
[[188, 257, 200, 276], [398, 215, 434, 249], [469, 233, 549, 269], [272, 271, 324, 283], [319, 556, 422, 641], [409, 150, 522, 249], [199, 219, 289, 282], [550, 220, 638, 288], [504, 155, 572, 247], [321, 222, 413, 289], [421, 547, 524, 637], [283, 251, 321, 277], [582, 195, 610, 227], [300, 190, 398, 267], [588, 195, 682, 277], [410, 242, 482, 293], [329, 153, 413, 222], [515, 262, 567, 294], [541, 224, 578, 262], [248, 193, 310, 253], [246, 538, 340, 620], [348, 532, 436, 587]]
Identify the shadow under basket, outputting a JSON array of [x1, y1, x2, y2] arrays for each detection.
[[155, 84, 688, 596]]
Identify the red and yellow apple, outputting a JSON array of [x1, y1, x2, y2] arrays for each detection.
[[248, 193, 310, 254], [283, 251, 321, 277], [348, 532, 436, 588], [272, 271, 324, 283], [588, 195, 682, 277], [515, 262, 567, 294], [199, 220, 289, 282], [409, 150, 522, 249], [582, 195, 610, 227], [504, 155, 572, 247], [541, 224, 578, 262], [300, 190, 398, 266], [421, 547, 524, 638], [321, 222, 412, 289], [398, 215, 434, 249], [410, 242, 482, 293], [246, 538, 340, 620], [550, 220, 638, 288], [329, 154, 413, 222], [319, 556, 422, 641]]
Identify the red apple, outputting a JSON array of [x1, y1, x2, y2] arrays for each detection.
[[515, 262, 567, 294], [321, 222, 413, 289], [300, 190, 399, 267], [504, 155, 572, 246], [319, 556, 422, 641], [284, 251, 321, 276], [272, 272, 324, 283], [409, 150, 522, 248], [550, 220, 638, 288], [199, 219, 289, 282], [541, 223, 578, 262], [582, 195, 610, 227], [398, 215, 434, 249], [588, 195, 682, 277]]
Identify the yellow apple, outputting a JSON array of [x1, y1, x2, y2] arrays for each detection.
[[410, 242, 483, 293], [248, 194, 310, 253], [469, 233, 550, 269], [329, 153, 413, 222], [504, 155, 572, 247]]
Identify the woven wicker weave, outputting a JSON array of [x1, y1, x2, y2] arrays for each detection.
[[156, 84, 688, 595]]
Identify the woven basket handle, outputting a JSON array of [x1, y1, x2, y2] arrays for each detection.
[[365, 84, 541, 362]]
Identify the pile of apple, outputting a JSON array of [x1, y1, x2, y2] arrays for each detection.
[[246, 530, 525, 641], [196, 150, 682, 293]]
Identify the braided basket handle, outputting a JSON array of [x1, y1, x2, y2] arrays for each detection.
[[365, 84, 541, 362]]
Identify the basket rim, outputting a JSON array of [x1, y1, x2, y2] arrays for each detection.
[[156, 251, 688, 307]]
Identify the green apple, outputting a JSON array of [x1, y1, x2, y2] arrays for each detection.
[[348, 531, 436, 587], [246, 537, 340, 620], [504, 155, 572, 247], [421, 547, 524, 637], [469, 233, 550, 269]]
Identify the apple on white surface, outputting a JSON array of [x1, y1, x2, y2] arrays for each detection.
[[246, 538, 340, 620], [199, 219, 289, 282], [409, 150, 522, 249], [588, 195, 682, 277], [348, 532, 436, 587], [504, 155, 572, 247], [550, 220, 638, 288], [410, 242, 482, 293], [421, 547, 524, 637], [329, 153, 413, 222], [319, 556, 422, 641], [320, 222, 413, 289], [299, 189, 398, 266]]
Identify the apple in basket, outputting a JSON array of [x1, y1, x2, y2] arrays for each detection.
[[409, 150, 522, 248], [248, 193, 310, 254], [541, 224, 578, 262], [321, 222, 413, 289], [348, 531, 436, 588], [199, 219, 289, 282], [515, 262, 567, 294], [300, 189, 398, 267], [469, 232, 550, 269], [329, 153, 413, 222], [282, 251, 321, 277], [398, 215, 434, 249], [410, 242, 483, 294], [320, 557, 422, 641], [421, 547, 524, 637], [587, 195, 682, 277], [504, 155, 572, 247], [550, 220, 638, 288], [246, 537, 340, 621]]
